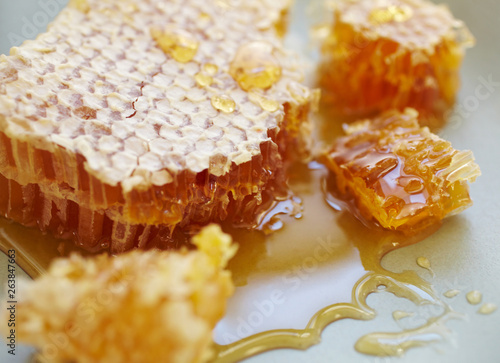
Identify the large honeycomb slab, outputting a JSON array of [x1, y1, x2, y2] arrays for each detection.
[[0, 0, 318, 251], [319, 0, 474, 126], [323, 109, 481, 233]]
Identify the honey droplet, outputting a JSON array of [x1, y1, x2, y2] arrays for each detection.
[[478, 303, 497, 315], [203, 63, 218, 76], [416, 257, 431, 270], [259, 98, 279, 112], [229, 41, 282, 91], [392, 310, 414, 321], [249, 90, 280, 112], [466, 290, 482, 305], [195, 72, 213, 87], [69, 0, 90, 13], [443, 289, 460, 298], [211, 95, 236, 113], [151, 27, 199, 63], [369, 6, 414, 24]]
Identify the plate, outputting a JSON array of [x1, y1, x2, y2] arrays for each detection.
[[1, 1, 499, 362]]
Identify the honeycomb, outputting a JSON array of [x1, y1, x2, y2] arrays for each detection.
[[319, 0, 474, 126], [322, 108, 481, 233], [0, 0, 318, 251], [0, 225, 237, 363]]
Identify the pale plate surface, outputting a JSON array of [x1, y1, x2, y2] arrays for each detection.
[[1, 0, 499, 362]]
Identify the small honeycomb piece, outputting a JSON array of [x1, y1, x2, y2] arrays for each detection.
[[319, 0, 474, 125], [0, 0, 316, 252], [323, 109, 481, 233], [1, 225, 237, 363]]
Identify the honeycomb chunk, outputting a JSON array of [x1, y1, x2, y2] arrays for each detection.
[[0, 225, 237, 363], [322, 109, 481, 233], [0, 0, 317, 252], [319, 0, 474, 125]]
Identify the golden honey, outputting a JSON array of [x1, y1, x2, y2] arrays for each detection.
[[195, 72, 213, 87], [229, 41, 282, 91], [211, 95, 236, 113], [151, 27, 199, 63], [478, 303, 497, 315], [204, 63, 219, 76], [466, 290, 482, 305]]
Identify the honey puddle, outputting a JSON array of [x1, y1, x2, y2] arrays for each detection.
[[210, 161, 462, 361]]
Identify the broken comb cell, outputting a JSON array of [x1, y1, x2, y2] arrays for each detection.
[[0, 0, 317, 252], [320, 0, 474, 125], [323, 109, 480, 233]]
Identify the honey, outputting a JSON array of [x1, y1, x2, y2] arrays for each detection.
[[150, 27, 199, 63], [249, 90, 280, 113], [319, 0, 475, 126], [416, 256, 434, 276], [466, 290, 482, 305], [204, 63, 219, 76], [211, 95, 236, 113], [443, 290, 461, 299], [229, 41, 282, 91], [322, 109, 480, 233], [195, 72, 213, 87], [478, 303, 497, 315]]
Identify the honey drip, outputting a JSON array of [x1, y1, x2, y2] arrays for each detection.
[[229, 41, 282, 91], [444, 289, 461, 298], [416, 256, 434, 277]]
